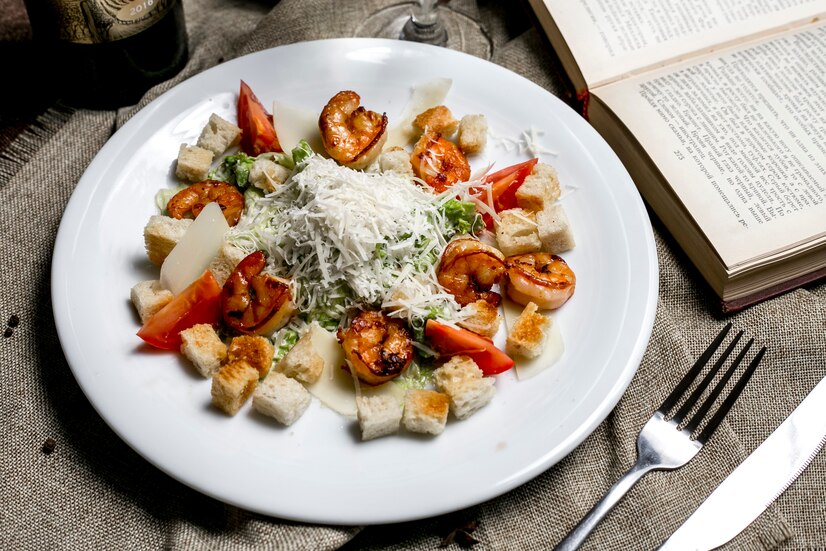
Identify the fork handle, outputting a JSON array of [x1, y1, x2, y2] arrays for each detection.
[[554, 460, 656, 551]]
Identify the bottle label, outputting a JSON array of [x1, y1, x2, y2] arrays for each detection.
[[45, 0, 175, 44]]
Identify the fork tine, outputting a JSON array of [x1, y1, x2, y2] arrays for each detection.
[[671, 330, 744, 424], [695, 345, 766, 443], [659, 322, 732, 415], [683, 337, 752, 434]]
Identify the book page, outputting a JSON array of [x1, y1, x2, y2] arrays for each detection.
[[543, 0, 825, 88], [592, 22, 826, 270]]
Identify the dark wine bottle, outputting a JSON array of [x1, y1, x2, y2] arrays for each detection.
[[25, 0, 189, 109]]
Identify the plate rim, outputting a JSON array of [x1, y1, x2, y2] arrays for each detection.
[[51, 37, 658, 524]]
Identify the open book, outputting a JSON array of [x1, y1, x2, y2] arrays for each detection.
[[527, 0, 826, 311]]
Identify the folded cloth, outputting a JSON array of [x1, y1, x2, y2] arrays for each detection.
[[1, 0, 824, 549]]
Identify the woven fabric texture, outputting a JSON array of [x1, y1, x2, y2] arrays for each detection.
[[1, 0, 824, 549]]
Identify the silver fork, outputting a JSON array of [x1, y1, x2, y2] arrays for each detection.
[[554, 323, 766, 551]]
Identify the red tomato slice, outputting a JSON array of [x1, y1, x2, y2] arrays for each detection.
[[425, 320, 514, 376], [473, 158, 538, 229], [489, 158, 538, 211], [137, 271, 222, 350], [238, 80, 282, 156]]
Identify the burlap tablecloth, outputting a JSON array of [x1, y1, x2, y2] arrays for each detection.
[[2, 0, 824, 549]]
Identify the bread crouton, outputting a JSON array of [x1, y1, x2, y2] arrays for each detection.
[[378, 146, 414, 176], [506, 302, 549, 359], [228, 335, 274, 378], [413, 105, 459, 136], [252, 372, 312, 425], [249, 158, 291, 193], [130, 280, 173, 324], [402, 390, 450, 435], [179, 323, 227, 377], [196, 113, 241, 155], [536, 203, 576, 254], [457, 299, 502, 339], [458, 114, 487, 154], [207, 241, 249, 286], [175, 144, 214, 182], [433, 355, 495, 420], [356, 394, 402, 440], [275, 329, 324, 385], [211, 360, 258, 415], [516, 163, 561, 211], [144, 215, 192, 266], [494, 208, 542, 257]]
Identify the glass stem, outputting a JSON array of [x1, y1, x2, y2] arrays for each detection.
[[400, 0, 447, 46]]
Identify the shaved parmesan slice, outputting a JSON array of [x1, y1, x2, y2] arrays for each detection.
[[272, 100, 326, 156], [502, 299, 564, 380], [305, 324, 354, 416], [160, 202, 229, 295], [305, 323, 406, 416], [384, 78, 452, 149]]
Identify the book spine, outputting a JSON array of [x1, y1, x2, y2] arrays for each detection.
[[577, 88, 590, 120]]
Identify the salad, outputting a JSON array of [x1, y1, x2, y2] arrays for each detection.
[[131, 80, 577, 440]]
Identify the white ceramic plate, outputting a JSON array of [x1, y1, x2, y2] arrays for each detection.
[[52, 38, 657, 525]]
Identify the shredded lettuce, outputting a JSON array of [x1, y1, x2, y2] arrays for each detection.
[[393, 362, 435, 390], [410, 305, 444, 343], [244, 186, 264, 204], [209, 152, 256, 188], [259, 151, 295, 170], [154, 184, 187, 214], [273, 329, 299, 363], [247, 140, 312, 176], [291, 139, 314, 166], [440, 199, 483, 238]]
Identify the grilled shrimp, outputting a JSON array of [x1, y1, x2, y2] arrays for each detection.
[[504, 253, 576, 310], [437, 237, 506, 307], [319, 90, 388, 169], [411, 131, 470, 192], [337, 310, 414, 386], [222, 251, 296, 335], [167, 180, 244, 226]]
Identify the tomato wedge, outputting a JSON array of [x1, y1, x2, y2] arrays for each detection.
[[488, 158, 538, 211], [238, 80, 282, 156], [137, 271, 222, 350], [473, 158, 538, 229], [425, 320, 514, 376]]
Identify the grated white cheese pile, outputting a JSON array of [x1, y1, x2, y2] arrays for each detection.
[[229, 155, 464, 329]]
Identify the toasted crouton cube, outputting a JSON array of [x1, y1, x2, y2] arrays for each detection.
[[211, 360, 258, 415], [357, 394, 403, 440], [130, 280, 173, 324], [196, 113, 241, 155], [402, 390, 450, 435], [506, 302, 550, 359], [228, 335, 274, 378], [495, 208, 543, 257], [458, 114, 487, 154], [275, 330, 324, 385], [516, 163, 561, 211], [207, 240, 249, 286], [536, 203, 576, 254], [180, 324, 227, 377], [144, 215, 192, 266], [249, 158, 291, 193], [175, 144, 214, 182], [252, 372, 312, 425], [434, 355, 495, 420], [457, 300, 502, 339], [378, 146, 414, 176], [413, 105, 459, 136]]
